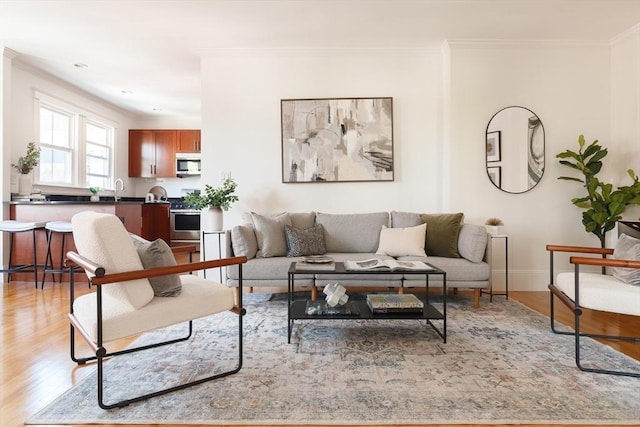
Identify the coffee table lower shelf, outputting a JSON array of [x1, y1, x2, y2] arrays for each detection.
[[287, 299, 446, 343]]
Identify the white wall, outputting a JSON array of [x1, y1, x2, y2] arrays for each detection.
[[9, 61, 136, 197], [446, 41, 612, 289], [611, 25, 640, 223], [200, 48, 443, 225]]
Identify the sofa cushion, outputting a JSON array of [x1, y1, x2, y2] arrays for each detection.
[[71, 211, 154, 310], [131, 237, 182, 297], [420, 213, 464, 258], [390, 211, 421, 228], [230, 224, 258, 259], [376, 223, 427, 257], [612, 234, 640, 286], [285, 224, 327, 257], [251, 212, 292, 257], [457, 224, 488, 263], [290, 212, 316, 229], [316, 212, 389, 253]]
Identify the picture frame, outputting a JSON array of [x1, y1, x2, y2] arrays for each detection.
[[486, 130, 501, 162], [488, 166, 502, 188], [281, 97, 394, 183]]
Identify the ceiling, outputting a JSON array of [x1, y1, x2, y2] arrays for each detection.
[[2, 0, 640, 118]]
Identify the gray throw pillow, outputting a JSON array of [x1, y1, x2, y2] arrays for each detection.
[[251, 212, 292, 257], [230, 224, 258, 259], [284, 224, 327, 257], [457, 224, 488, 263], [131, 237, 182, 297], [612, 234, 640, 286]]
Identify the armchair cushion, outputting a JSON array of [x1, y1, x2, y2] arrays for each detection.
[[71, 211, 154, 310], [612, 234, 640, 286], [131, 237, 182, 297]]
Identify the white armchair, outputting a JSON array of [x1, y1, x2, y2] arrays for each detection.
[[547, 243, 640, 378], [67, 211, 247, 409]]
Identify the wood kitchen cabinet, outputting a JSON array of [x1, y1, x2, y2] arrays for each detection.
[[128, 129, 177, 177], [177, 129, 201, 153]]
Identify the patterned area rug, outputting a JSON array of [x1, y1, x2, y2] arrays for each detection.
[[28, 293, 640, 425]]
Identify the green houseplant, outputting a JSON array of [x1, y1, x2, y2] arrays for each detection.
[[183, 177, 239, 231], [13, 142, 41, 195], [557, 134, 640, 249]]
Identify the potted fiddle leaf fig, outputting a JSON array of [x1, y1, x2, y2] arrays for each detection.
[[557, 134, 640, 249], [183, 177, 239, 231]]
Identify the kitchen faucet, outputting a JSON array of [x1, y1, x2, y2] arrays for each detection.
[[114, 178, 124, 202]]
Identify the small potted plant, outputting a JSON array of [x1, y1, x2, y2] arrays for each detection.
[[89, 187, 101, 202], [12, 142, 41, 196], [485, 217, 504, 235], [183, 177, 239, 231]]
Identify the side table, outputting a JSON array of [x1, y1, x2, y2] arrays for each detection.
[[202, 230, 225, 281], [483, 234, 508, 301]]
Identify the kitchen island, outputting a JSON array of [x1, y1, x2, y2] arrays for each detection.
[[6, 199, 171, 282]]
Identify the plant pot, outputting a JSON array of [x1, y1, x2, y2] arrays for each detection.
[[485, 225, 501, 235], [90, 195, 100, 202], [18, 174, 33, 196], [203, 206, 223, 231]]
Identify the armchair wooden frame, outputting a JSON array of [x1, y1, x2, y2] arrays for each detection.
[[66, 248, 248, 409], [547, 244, 640, 378]]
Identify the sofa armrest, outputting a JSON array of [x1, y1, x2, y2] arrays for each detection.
[[225, 229, 235, 257]]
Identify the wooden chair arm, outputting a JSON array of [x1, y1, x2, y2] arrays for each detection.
[[66, 252, 247, 287], [570, 256, 640, 269], [546, 244, 614, 256], [66, 251, 106, 277]]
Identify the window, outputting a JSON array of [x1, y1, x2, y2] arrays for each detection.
[[35, 91, 115, 189]]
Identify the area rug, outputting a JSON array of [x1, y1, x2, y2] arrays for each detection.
[[27, 293, 640, 425]]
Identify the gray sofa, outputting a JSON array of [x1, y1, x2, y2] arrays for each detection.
[[224, 211, 492, 307]]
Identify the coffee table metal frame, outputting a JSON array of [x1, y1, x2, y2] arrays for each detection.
[[287, 261, 447, 344]]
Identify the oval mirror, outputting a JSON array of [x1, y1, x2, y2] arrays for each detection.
[[486, 106, 545, 193]]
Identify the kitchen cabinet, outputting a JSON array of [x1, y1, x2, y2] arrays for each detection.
[[128, 130, 177, 177], [177, 129, 201, 153]]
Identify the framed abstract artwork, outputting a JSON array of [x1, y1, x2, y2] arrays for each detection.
[[281, 97, 394, 183], [486, 130, 501, 162]]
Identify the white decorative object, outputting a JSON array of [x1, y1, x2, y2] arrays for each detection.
[[486, 225, 500, 235], [323, 282, 348, 307], [18, 174, 33, 196], [90, 195, 100, 202], [203, 206, 223, 231]]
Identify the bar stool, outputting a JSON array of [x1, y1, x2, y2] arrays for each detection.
[[41, 220, 73, 288], [0, 220, 46, 287]]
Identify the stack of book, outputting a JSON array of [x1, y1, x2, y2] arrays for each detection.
[[366, 293, 424, 314]]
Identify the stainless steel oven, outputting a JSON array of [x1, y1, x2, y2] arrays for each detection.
[[170, 209, 201, 251]]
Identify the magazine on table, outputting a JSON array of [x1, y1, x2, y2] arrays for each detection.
[[344, 258, 433, 271]]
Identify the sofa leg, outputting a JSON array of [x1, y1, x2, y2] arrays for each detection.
[[398, 287, 404, 294], [473, 289, 480, 308], [452, 288, 458, 295], [249, 286, 254, 294], [311, 285, 317, 301], [234, 287, 240, 305]]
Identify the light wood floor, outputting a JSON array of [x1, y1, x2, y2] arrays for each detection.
[[1, 280, 639, 427]]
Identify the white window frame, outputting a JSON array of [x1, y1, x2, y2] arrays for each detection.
[[34, 90, 116, 190]]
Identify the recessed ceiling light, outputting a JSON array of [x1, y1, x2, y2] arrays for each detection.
[[121, 90, 133, 94], [74, 63, 88, 68], [152, 108, 163, 112]]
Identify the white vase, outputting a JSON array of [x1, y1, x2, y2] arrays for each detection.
[[90, 195, 100, 202], [203, 206, 223, 231], [18, 174, 33, 196], [485, 225, 500, 235]]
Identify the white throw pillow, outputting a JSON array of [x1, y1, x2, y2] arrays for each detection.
[[376, 223, 427, 257], [612, 234, 640, 286]]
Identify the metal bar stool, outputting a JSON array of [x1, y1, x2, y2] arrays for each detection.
[[0, 220, 46, 287], [41, 221, 74, 288]]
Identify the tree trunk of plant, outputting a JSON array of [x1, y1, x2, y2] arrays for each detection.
[[600, 233, 607, 275]]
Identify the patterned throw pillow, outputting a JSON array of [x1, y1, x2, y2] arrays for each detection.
[[284, 224, 327, 257], [612, 234, 640, 286]]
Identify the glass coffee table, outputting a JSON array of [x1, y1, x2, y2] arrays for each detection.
[[287, 261, 447, 343]]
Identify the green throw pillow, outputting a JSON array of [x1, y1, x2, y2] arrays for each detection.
[[420, 213, 464, 258]]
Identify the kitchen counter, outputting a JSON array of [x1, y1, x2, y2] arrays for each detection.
[[7, 200, 171, 281]]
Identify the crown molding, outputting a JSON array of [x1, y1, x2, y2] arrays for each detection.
[[610, 22, 640, 45], [197, 47, 441, 57], [444, 38, 609, 48]]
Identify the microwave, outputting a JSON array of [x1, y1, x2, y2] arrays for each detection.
[[176, 155, 201, 176]]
